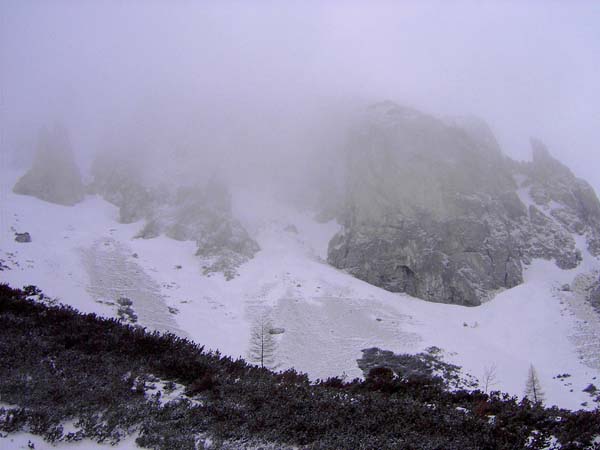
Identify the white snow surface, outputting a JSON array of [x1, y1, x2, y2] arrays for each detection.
[[2, 168, 600, 413], [0, 432, 141, 450]]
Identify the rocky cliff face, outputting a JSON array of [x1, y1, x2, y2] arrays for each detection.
[[328, 102, 600, 306], [89, 151, 169, 224], [90, 153, 259, 279], [136, 180, 260, 280], [13, 126, 85, 206]]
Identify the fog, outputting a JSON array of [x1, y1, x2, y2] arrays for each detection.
[[2, 1, 600, 194]]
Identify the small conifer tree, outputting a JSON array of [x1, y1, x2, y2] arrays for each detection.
[[524, 364, 545, 404], [248, 312, 277, 369]]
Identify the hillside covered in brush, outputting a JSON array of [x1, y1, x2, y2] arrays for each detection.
[[1, 284, 599, 450]]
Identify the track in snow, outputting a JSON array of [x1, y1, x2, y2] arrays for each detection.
[[273, 296, 421, 380], [562, 271, 600, 370], [81, 237, 188, 338]]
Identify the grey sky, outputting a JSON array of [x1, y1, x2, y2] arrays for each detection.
[[2, 1, 599, 192]]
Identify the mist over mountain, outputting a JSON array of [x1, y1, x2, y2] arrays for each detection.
[[13, 124, 85, 206], [12, 98, 600, 306], [3, 2, 600, 448], [329, 102, 600, 305], [2, 1, 600, 195]]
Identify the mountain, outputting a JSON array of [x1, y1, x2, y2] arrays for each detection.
[[89, 150, 260, 280], [328, 102, 600, 306], [2, 106, 600, 413]]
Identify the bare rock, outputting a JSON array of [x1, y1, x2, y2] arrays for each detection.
[[90, 151, 259, 278], [13, 125, 84, 206], [14, 232, 31, 243], [328, 102, 600, 306]]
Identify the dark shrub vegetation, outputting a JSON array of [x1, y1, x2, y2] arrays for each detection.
[[1, 283, 599, 449]]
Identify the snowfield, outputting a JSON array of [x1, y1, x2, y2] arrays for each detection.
[[2, 168, 600, 413]]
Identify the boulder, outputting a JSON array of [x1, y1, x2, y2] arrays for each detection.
[[14, 232, 31, 243]]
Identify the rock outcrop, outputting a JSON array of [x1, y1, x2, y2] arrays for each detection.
[[91, 153, 259, 279], [520, 139, 600, 257], [13, 125, 85, 206], [14, 232, 31, 243], [89, 152, 160, 224], [328, 102, 600, 306], [136, 179, 259, 280]]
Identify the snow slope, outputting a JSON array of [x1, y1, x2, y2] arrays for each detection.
[[2, 168, 600, 412]]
